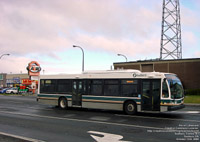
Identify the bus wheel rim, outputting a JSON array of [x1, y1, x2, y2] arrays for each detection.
[[127, 104, 134, 112], [60, 100, 66, 108]]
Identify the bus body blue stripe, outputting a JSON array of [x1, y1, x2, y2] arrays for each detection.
[[38, 94, 141, 102]]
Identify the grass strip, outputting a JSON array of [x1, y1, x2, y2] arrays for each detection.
[[184, 95, 200, 104]]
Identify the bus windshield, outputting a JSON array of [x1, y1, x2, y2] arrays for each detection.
[[165, 74, 184, 99]]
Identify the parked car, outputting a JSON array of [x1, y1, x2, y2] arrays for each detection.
[[6, 88, 18, 94], [0, 88, 9, 94]]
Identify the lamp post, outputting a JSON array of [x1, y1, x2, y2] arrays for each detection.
[[73, 45, 84, 72], [117, 54, 128, 62], [0, 54, 10, 59]]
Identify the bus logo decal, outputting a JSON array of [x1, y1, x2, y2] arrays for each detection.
[[133, 73, 146, 78]]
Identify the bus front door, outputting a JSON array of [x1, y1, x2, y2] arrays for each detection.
[[72, 80, 82, 106], [141, 80, 160, 111]]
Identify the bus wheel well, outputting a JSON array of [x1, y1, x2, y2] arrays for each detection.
[[123, 100, 137, 115], [58, 97, 68, 109]]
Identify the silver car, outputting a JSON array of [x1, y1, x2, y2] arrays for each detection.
[[6, 88, 18, 94]]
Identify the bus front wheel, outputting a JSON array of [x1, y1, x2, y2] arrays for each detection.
[[59, 97, 68, 109], [124, 101, 137, 115]]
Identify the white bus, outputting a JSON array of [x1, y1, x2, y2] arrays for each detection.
[[37, 70, 184, 114]]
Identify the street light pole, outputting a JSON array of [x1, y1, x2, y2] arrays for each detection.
[[117, 54, 128, 62], [0, 54, 10, 59], [73, 45, 84, 72]]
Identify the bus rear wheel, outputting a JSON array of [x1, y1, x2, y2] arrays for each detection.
[[59, 97, 67, 109], [124, 101, 137, 115]]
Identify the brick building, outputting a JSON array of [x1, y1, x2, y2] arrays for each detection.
[[114, 58, 200, 90]]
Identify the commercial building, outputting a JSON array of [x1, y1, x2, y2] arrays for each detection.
[[0, 73, 38, 88], [114, 58, 200, 90], [6, 73, 29, 87], [0, 61, 41, 94], [0, 73, 7, 88]]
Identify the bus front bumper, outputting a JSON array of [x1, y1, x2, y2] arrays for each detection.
[[168, 104, 185, 111]]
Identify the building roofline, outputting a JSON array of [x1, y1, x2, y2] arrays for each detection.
[[113, 58, 200, 65]]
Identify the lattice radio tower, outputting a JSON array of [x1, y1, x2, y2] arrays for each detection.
[[160, 0, 182, 59]]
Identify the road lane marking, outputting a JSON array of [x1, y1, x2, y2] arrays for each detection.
[[0, 131, 45, 142], [6, 101, 24, 104], [88, 131, 131, 142], [115, 114, 200, 123], [0, 110, 165, 130], [172, 111, 200, 114], [90, 116, 110, 121], [0, 105, 53, 111]]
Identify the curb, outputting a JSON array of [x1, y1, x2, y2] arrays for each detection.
[[185, 103, 200, 106], [0, 94, 37, 97]]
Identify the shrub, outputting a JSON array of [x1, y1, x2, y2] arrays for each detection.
[[185, 89, 200, 96]]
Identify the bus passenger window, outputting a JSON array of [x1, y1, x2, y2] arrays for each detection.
[[57, 80, 72, 94], [121, 80, 138, 97], [104, 80, 119, 96], [162, 81, 169, 98], [40, 79, 56, 93], [90, 80, 103, 96]]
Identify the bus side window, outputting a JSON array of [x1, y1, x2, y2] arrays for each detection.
[[57, 79, 72, 94], [162, 80, 169, 98], [41, 79, 56, 94], [104, 80, 120, 96], [121, 80, 138, 97], [90, 80, 103, 96]]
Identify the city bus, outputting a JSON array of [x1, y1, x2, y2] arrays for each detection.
[[37, 70, 184, 114]]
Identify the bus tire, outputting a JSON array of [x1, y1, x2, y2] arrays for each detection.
[[59, 97, 68, 109], [124, 101, 137, 115]]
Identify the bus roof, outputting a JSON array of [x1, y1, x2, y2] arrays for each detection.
[[39, 70, 171, 79]]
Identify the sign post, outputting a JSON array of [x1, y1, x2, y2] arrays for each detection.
[[27, 61, 41, 94]]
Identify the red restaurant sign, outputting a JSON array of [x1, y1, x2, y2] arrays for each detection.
[[21, 79, 38, 85]]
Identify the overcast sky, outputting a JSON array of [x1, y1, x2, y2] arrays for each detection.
[[0, 0, 199, 74]]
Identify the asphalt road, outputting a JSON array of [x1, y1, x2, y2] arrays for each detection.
[[0, 95, 199, 142]]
